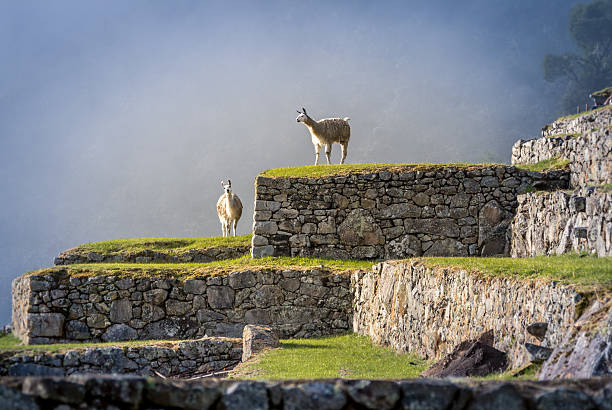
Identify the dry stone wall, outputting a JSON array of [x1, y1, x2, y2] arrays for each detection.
[[511, 114, 611, 188], [351, 260, 581, 370], [54, 245, 249, 265], [12, 268, 353, 344], [2, 375, 611, 410], [1, 337, 241, 378], [252, 166, 568, 259], [511, 187, 612, 257]]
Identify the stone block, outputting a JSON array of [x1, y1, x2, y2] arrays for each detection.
[[242, 324, 280, 362], [28, 313, 64, 337]]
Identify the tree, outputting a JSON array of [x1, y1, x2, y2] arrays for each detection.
[[543, 0, 612, 111]]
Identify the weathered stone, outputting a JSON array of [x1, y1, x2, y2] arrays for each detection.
[[147, 380, 220, 410], [342, 380, 400, 410], [534, 388, 597, 410], [65, 320, 90, 340], [242, 325, 280, 362], [22, 378, 85, 404], [524, 343, 552, 363], [379, 203, 421, 219], [9, 363, 65, 377], [527, 322, 548, 340], [207, 286, 235, 309], [184, 279, 206, 295], [421, 340, 508, 378], [253, 286, 284, 308], [283, 382, 347, 410], [221, 381, 269, 410], [0, 384, 40, 410], [400, 380, 459, 410], [228, 271, 257, 289], [102, 324, 137, 342], [338, 209, 384, 246], [143, 289, 168, 305], [166, 300, 191, 316], [468, 383, 526, 410], [83, 375, 146, 405], [110, 299, 132, 323], [28, 313, 64, 337]]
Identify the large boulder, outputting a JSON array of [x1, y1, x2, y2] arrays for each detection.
[[242, 325, 280, 362]]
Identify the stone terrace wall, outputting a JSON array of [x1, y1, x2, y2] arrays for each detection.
[[541, 107, 611, 138], [12, 268, 352, 344], [1, 337, 241, 377], [511, 116, 611, 188], [54, 245, 249, 265], [3, 375, 611, 410], [352, 261, 580, 369], [252, 166, 568, 259], [511, 187, 612, 257]]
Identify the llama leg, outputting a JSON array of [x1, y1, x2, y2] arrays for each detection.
[[325, 144, 332, 165], [314, 144, 321, 165], [233, 221, 237, 236], [340, 142, 348, 164], [221, 222, 226, 237]]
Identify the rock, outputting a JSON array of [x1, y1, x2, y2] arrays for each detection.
[[242, 325, 280, 362], [146, 380, 220, 410], [0, 384, 40, 410], [102, 324, 137, 342], [524, 343, 552, 363], [228, 271, 257, 289], [82, 375, 146, 405], [220, 381, 269, 410], [110, 299, 132, 323], [65, 320, 90, 340], [8, 363, 64, 377], [253, 286, 284, 308], [283, 382, 347, 410], [534, 388, 597, 410], [22, 378, 85, 404], [527, 322, 548, 340], [143, 289, 168, 305], [166, 300, 191, 316], [400, 379, 461, 410], [338, 209, 384, 246], [184, 279, 206, 295], [27, 313, 64, 337], [207, 286, 235, 309], [341, 379, 400, 410], [421, 340, 508, 378], [252, 245, 275, 258], [468, 383, 526, 410]]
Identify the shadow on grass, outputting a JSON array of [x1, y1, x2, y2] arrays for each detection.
[[280, 342, 331, 349]]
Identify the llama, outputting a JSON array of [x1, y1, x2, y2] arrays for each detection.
[[296, 107, 350, 165], [216, 180, 243, 237]]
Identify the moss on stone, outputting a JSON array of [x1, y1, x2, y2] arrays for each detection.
[[259, 163, 503, 179], [515, 157, 570, 173]]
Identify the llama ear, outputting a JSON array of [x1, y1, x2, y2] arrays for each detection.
[[228, 180, 231, 186], [220, 180, 224, 187], [302, 107, 307, 115]]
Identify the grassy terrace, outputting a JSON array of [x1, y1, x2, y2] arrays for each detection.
[[421, 254, 612, 289], [514, 156, 570, 173], [28, 256, 374, 279], [229, 334, 429, 380], [0, 334, 239, 354], [259, 163, 502, 178], [65, 235, 252, 254], [556, 104, 611, 121]]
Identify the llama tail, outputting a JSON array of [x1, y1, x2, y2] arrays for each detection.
[[343, 117, 350, 122]]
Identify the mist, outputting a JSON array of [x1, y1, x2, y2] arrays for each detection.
[[0, 0, 583, 324]]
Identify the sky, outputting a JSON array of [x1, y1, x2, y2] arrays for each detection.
[[0, 0, 585, 324]]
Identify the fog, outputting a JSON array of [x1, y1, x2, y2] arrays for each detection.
[[0, 0, 582, 323]]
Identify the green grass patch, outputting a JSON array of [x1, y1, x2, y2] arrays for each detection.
[[515, 156, 570, 173], [230, 334, 429, 380], [70, 235, 252, 254], [0, 333, 238, 354], [421, 254, 612, 289], [546, 132, 582, 139], [595, 183, 612, 193], [260, 163, 502, 178], [591, 86, 612, 97], [27, 256, 374, 279], [556, 104, 611, 121]]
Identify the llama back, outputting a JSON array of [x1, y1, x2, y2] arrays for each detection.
[[316, 118, 351, 144]]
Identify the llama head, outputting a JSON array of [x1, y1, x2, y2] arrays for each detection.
[[296, 107, 308, 123], [221, 180, 232, 194]]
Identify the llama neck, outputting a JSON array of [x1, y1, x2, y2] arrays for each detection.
[[303, 116, 320, 133]]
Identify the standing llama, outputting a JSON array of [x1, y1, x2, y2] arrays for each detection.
[[296, 107, 351, 165], [217, 180, 243, 237]]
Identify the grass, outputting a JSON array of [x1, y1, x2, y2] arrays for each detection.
[[27, 256, 374, 279], [515, 156, 570, 172], [229, 334, 429, 380], [546, 132, 582, 139], [259, 163, 502, 178], [67, 235, 252, 254], [556, 104, 611, 121], [596, 183, 612, 193], [591, 86, 612, 96], [0, 333, 238, 354], [420, 254, 612, 289]]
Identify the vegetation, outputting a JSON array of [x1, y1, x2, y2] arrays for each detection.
[[556, 104, 612, 121], [0, 333, 229, 354], [542, 0, 612, 112], [229, 334, 429, 380], [27, 256, 374, 279], [260, 163, 501, 178], [69, 235, 252, 254], [546, 132, 582, 139], [515, 156, 570, 172], [421, 254, 612, 289]]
